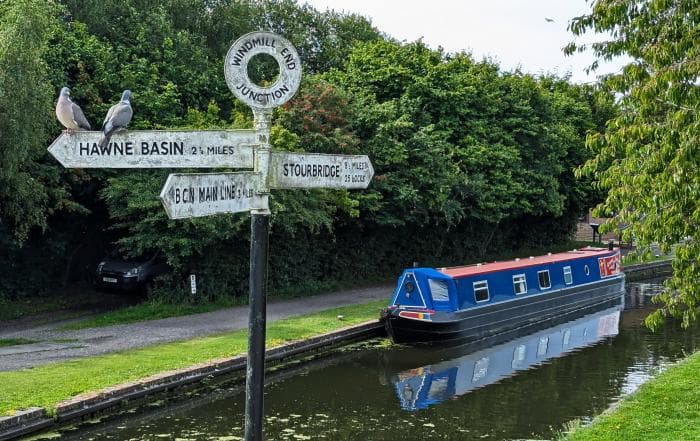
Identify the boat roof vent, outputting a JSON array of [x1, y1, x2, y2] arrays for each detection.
[[515, 257, 520, 261], [477, 263, 482, 266], [529, 256, 534, 259], [547, 252, 552, 256]]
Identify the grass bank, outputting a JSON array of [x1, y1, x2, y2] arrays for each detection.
[[562, 351, 700, 441], [60, 282, 385, 330], [0, 285, 141, 323], [0, 338, 37, 347], [0, 295, 95, 323], [0, 300, 385, 416], [622, 251, 673, 266], [59, 300, 240, 330]]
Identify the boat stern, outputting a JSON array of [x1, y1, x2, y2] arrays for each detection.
[[382, 268, 460, 343]]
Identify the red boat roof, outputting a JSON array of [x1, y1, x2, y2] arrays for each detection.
[[439, 247, 617, 278]]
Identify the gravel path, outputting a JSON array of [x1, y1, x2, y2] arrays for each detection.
[[0, 284, 391, 372]]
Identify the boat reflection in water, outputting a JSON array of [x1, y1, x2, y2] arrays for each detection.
[[392, 297, 623, 410]]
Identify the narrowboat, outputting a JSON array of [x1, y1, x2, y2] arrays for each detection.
[[381, 246, 624, 345]]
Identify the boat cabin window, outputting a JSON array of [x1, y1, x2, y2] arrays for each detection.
[[563, 266, 573, 285], [428, 378, 449, 401], [512, 344, 526, 369], [537, 336, 549, 357], [405, 281, 415, 293], [428, 279, 450, 302], [584, 265, 590, 276], [513, 274, 527, 295], [563, 329, 571, 347], [537, 270, 551, 289], [473, 281, 489, 302], [472, 356, 489, 382]]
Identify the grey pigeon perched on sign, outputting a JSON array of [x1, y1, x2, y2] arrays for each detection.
[[98, 89, 132, 148], [56, 87, 91, 133]]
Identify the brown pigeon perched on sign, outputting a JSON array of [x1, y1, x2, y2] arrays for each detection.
[[98, 89, 132, 149], [55, 87, 91, 133]]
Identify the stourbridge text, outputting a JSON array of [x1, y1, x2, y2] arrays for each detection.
[[282, 162, 340, 179]]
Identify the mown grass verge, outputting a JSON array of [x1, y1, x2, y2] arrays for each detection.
[[0, 296, 91, 323], [0, 300, 386, 416], [562, 350, 700, 441], [622, 252, 673, 266], [0, 338, 37, 347], [0, 286, 140, 323], [59, 301, 239, 330]]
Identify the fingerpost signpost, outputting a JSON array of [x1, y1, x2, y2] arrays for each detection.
[[47, 31, 374, 441]]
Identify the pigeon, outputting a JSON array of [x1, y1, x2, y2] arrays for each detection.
[[55, 87, 91, 133], [98, 89, 132, 148]]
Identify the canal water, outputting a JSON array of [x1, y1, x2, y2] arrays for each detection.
[[43, 279, 700, 441]]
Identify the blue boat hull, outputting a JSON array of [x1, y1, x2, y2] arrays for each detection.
[[382, 275, 625, 345]]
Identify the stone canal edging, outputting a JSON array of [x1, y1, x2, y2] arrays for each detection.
[[622, 259, 672, 281], [0, 408, 53, 441], [0, 320, 384, 440]]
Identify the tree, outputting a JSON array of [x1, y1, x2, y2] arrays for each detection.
[[329, 40, 599, 244], [0, 0, 76, 243], [567, 0, 700, 328], [0, 0, 51, 241]]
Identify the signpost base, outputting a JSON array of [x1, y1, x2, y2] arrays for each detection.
[[245, 213, 269, 441]]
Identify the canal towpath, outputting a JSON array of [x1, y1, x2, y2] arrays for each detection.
[[0, 284, 392, 372]]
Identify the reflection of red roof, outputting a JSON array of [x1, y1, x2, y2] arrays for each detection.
[[439, 247, 617, 278]]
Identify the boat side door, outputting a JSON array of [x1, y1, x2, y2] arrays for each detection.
[[426, 277, 459, 311]]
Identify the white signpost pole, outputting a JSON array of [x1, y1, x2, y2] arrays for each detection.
[[224, 31, 301, 441]]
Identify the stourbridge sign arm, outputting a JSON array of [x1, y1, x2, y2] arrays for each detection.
[[269, 152, 374, 189]]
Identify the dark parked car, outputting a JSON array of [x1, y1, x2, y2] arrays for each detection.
[[94, 250, 169, 293]]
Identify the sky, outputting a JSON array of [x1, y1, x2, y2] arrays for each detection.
[[302, 0, 628, 84]]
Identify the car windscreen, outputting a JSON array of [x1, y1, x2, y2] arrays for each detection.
[[107, 249, 153, 263]]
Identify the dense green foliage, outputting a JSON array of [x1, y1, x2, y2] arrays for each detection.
[[0, 0, 612, 304], [0, 0, 57, 243], [568, 0, 700, 328]]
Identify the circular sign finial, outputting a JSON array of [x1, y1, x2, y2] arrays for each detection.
[[224, 32, 301, 109]]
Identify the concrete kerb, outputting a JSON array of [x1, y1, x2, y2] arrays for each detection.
[[0, 319, 384, 440]]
